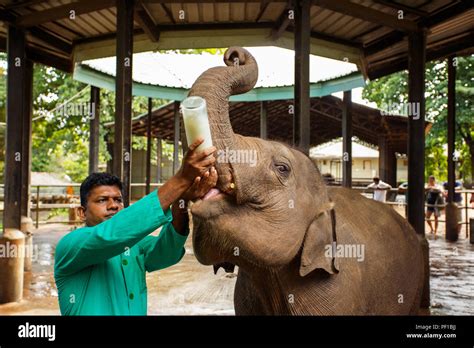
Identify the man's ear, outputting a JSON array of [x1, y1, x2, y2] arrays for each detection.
[[77, 206, 86, 222], [299, 204, 339, 277]]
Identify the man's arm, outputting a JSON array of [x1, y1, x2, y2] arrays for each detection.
[[138, 168, 218, 272], [55, 190, 173, 277], [55, 138, 216, 277]]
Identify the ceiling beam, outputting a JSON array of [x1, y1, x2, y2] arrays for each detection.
[[160, 3, 176, 24], [0, 10, 73, 55], [312, 0, 418, 32], [364, 1, 473, 56], [255, 0, 271, 22], [15, 0, 116, 27], [271, 4, 292, 40], [135, 3, 161, 42], [372, 0, 429, 18]]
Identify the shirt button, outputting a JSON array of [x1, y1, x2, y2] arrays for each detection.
[[122, 259, 128, 266], [129, 293, 134, 300]]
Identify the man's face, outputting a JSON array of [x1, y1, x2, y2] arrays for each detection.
[[78, 185, 124, 227]]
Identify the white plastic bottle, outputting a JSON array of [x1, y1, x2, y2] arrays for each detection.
[[181, 96, 213, 153]]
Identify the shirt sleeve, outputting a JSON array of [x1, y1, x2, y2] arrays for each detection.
[[137, 222, 188, 272], [54, 190, 172, 277]]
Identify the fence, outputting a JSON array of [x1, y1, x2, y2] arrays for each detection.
[[0, 183, 164, 228], [355, 187, 474, 237], [0, 184, 472, 236]]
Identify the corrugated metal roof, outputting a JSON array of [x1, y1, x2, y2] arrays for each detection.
[[81, 46, 359, 89]]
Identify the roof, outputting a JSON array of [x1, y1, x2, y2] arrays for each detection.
[[0, 1, 471, 79], [80, 46, 359, 88], [310, 140, 380, 159], [31, 172, 72, 186], [116, 95, 432, 155]]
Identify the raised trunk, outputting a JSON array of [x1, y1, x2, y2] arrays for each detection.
[[188, 47, 258, 193]]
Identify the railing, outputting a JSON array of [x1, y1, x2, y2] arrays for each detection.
[[0, 184, 472, 236], [354, 187, 474, 237], [0, 183, 165, 228]]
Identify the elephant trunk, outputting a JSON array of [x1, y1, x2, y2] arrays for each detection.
[[188, 47, 258, 194]]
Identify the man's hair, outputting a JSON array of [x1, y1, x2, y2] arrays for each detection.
[[373, 177, 380, 182], [429, 175, 436, 181], [80, 172, 123, 208]]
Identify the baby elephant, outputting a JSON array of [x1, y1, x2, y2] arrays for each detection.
[[188, 47, 424, 315]]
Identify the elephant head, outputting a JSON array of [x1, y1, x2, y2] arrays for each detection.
[[189, 47, 339, 277]]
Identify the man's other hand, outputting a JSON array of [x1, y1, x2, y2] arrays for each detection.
[[181, 167, 218, 202]]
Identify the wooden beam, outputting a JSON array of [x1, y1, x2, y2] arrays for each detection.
[[378, 136, 396, 187], [16, 0, 116, 27], [407, 30, 426, 232], [89, 86, 100, 174], [173, 101, 180, 174], [135, 3, 161, 42], [447, 55, 456, 204], [146, 98, 153, 194], [342, 90, 352, 188], [271, 5, 292, 40], [20, 59, 33, 218], [156, 138, 162, 183], [4, 26, 27, 229], [255, 0, 271, 22], [312, 0, 418, 32], [114, 0, 134, 207], [260, 101, 267, 139], [160, 3, 176, 24], [293, 0, 310, 154], [372, 0, 429, 18]]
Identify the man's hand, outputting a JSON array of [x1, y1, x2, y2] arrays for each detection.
[[181, 166, 218, 202], [176, 138, 217, 186], [157, 138, 216, 211]]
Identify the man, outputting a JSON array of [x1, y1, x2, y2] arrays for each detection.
[[367, 177, 392, 203], [54, 138, 217, 315]]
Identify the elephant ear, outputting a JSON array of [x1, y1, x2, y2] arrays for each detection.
[[299, 202, 339, 277]]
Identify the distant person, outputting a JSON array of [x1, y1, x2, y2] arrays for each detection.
[[54, 138, 217, 315], [367, 177, 392, 203], [443, 179, 463, 234], [425, 175, 444, 238]]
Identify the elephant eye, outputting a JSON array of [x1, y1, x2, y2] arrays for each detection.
[[275, 163, 290, 175]]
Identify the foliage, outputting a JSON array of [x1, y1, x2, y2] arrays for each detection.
[[363, 55, 474, 183]]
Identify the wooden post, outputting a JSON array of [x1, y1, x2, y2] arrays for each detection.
[[293, 0, 310, 154], [4, 25, 27, 230], [342, 90, 352, 188], [114, 0, 134, 207], [156, 138, 162, 183], [260, 101, 268, 140], [173, 101, 180, 174], [1, 25, 27, 304], [146, 98, 152, 194], [21, 59, 33, 219], [379, 136, 397, 187], [408, 30, 429, 308], [89, 86, 100, 174], [446, 55, 458, 241]]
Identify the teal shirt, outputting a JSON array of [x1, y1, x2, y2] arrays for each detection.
[[54, 190, 188, 315]]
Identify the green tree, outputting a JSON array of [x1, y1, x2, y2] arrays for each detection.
[[363, 55, 474, 185]]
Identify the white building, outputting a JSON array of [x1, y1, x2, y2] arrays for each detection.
[[310, 140, 407, 185]]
